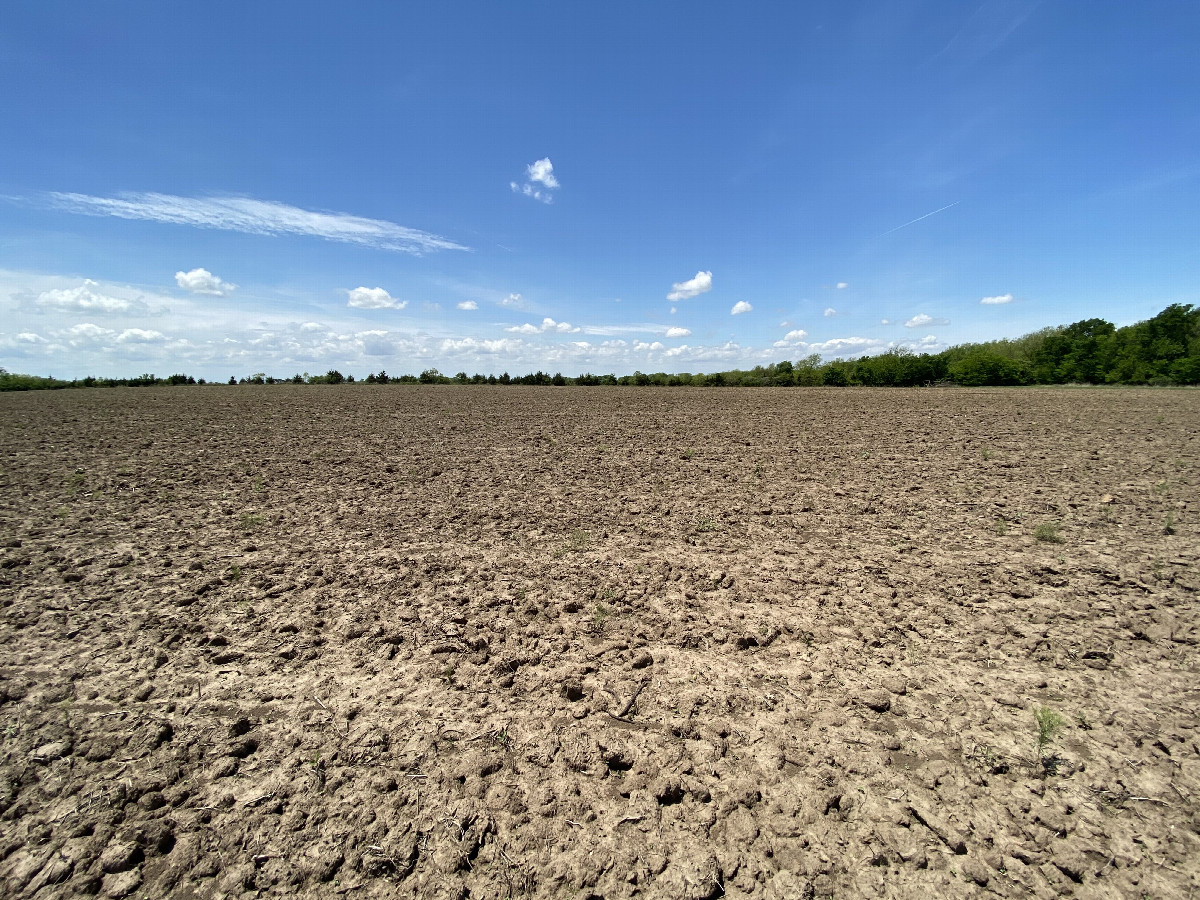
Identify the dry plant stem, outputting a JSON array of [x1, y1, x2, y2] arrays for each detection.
[[612, 678, 649, 719]]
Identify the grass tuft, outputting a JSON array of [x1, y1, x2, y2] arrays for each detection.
[[1033, 521, 1064, 544]]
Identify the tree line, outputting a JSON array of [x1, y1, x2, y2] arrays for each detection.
[[3, 303, 1197, 391]]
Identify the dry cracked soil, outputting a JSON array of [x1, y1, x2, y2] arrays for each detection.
[[1, 385, 1198, 900]]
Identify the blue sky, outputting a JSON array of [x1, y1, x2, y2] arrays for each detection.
[[2, 1, 1198, 379]]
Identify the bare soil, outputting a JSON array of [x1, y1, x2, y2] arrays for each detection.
[[1, 386, 1198, 899]]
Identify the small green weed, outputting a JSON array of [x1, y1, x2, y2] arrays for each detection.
[[592, 603, 610, 630], [994, 518, 1009, 536], [1033, 521, 1064, 544], [1163, 513, 1176, 535], [1033, 706, 1066, 775], [695, 516, 718, 533], [553, 529, 591, 558], [980, 448, 994, 461], [228, 564, 242, 582], [682, 448, 694, 460], [238, 512, 264, 533]]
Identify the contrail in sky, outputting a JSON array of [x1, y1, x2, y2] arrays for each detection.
[[879, 201, 961, 236]]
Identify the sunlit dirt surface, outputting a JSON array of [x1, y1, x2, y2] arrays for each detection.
[[1, 386, 1198, 899]]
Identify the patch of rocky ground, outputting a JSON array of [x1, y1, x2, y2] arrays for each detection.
[[1, 386, 1197, 898]]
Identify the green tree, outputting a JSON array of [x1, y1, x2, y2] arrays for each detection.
[[948, 351, 1029, 386]]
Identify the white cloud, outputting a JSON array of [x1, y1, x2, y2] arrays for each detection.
[[980, 293, 1013, 305], [665, 326, 691, 338], [511, 182, 553, 204], [807, 336, 886, 356], [440, 337, 523, 354], [175, 267, 236, 296], [667, 271, 713, 301], [116, 328, 167, 343], [499, 292, 525, 308], [881, 319, 892, 325], [505, 317, 580, 335], [16, 331, 46, 343], [836, 282, 849, 289], [35, 280, 135, 313], [904, 313, 950, 328], [670, 306, 677, 315], [511, 158, 559, 204], [47, 191, 468, 254], [772, 329, 809, 347], [347, 287, 407, 309], [824, 307, 836, 317], [66, 323, 115, 340], [527, 158, 559, 189], [300, 322, 325, 331], [731, 301, 753, 315], [456, 300, 478, 310], [633, 341, 666, 352]]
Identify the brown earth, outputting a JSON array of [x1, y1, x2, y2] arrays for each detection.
[[1, 385, 1198, 899]]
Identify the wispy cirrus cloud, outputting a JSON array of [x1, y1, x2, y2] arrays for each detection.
[[44, 192, 469, 254]]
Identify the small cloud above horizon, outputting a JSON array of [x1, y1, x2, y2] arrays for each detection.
[[511, 157, 559, 204], [731, 300, 753, 315], [34, 280, 142, 314], [980, 293, 1014, 305], [665, 326, 691, 338], [904, 313, 950, 327], [773, 329, 809, 347], [505, 317, 579, 334], [667, 270, 712, 301], [175, 267, 236, 296], [824, 307, 836, 317], [836, 282, 849, 289], [347, 287, 407, 309], [456, 300, 478, 310]]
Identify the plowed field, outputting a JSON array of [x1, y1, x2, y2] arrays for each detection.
[[1, 386, 1198, 899]]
